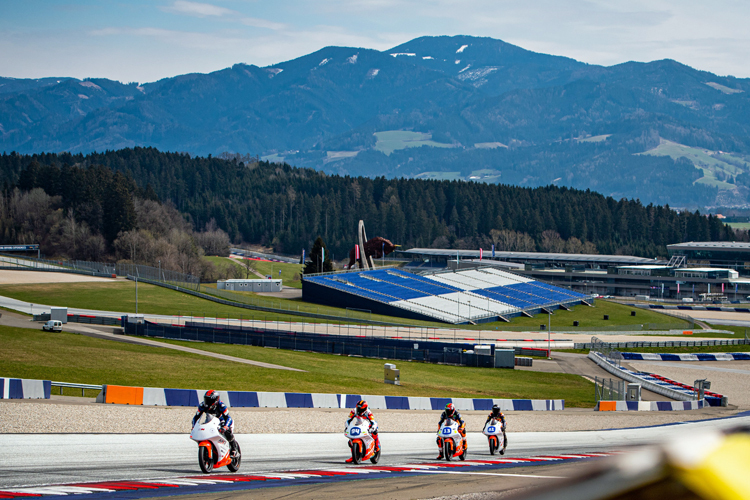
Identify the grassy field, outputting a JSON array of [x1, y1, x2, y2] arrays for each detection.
[[727, 222, 750, 230], [205, 256, 305, 289], [0, 325, 595, 406], [637, 139, 749, 189], [503, 300, 690, 330], [0, 280, 452, 327], [374, 131, 454, 156], [0, 281, 692, 333]]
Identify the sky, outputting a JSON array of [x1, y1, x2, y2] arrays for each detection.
[[1, 0, 749, 83]]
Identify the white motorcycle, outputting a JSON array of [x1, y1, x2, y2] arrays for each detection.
[[345, 416, 380, 464], [190, 415, 241, 473], [438, 419, 466, 461], [482, 418, 506, 455]]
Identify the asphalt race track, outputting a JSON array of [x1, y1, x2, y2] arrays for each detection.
[[2, 413, 749, 498]]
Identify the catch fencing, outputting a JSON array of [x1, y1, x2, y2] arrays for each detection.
[[594, 377, 625, 402], [126, 321, 498, 368]]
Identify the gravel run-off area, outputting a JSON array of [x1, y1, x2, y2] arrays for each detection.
[[0, 399, 739, 434], [0, 271, 117, 285]]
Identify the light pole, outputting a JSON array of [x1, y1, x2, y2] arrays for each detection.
[[135, 276, 138, 315], [158, 260, 161, 281], [547, 310, 551, 360]]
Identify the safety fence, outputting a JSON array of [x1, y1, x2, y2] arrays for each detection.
[[126, 320, 499, 368], [594, 377, 625, 402], [574, 337, 750, 350]]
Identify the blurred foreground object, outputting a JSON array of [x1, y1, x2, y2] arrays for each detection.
[[517, 427, 750, 500]]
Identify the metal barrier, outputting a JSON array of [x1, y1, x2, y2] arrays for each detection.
[[126, 321, 497, 368], [575, 337, 750, 350], [51, 381, 103, 397]]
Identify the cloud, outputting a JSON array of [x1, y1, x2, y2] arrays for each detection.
[[166, 1, 235, 17], [240, 17, 287, 31]]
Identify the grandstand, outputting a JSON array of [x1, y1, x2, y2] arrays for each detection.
[[302, 267, 589, 324]]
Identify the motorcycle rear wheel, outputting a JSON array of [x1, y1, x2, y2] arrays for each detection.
[[227, 442, 242, 472], [370, 448, 381, 464], [198, 446, 213, 474]]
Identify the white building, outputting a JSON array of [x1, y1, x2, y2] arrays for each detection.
[[217, 279, 282, 292]]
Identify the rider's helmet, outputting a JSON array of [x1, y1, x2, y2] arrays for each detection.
[[445, 403, 456, 418], [356, 400, 368, 415], [204, 390, 220, 410], [492, 404, 501, 417]]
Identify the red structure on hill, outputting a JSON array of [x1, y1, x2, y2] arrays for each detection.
[[348, 237, 397, 268]]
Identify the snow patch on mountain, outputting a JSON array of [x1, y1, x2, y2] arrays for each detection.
[[391, 53, 416, 57], [319, 58, 330, 66], [78, 94, 89, 100], [458, 64, 471, 73], [367, 68, 380, 79], [265, 68, 283, 78], [456, 44, 468, 53], [348, 54, 358, 64], [422, 56, 434, 60], [454, 60, 460, 65], [457, 66, 499, 82]]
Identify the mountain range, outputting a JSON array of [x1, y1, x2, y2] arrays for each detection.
[[3, 35, 750, 207]]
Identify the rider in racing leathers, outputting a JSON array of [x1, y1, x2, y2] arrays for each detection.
[[345, 400, 380, 462], [485, 404, 507, 448], [436, 403, 466, 459], [192, 390, 238, 457]]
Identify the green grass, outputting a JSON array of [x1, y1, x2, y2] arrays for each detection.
[[0, 325, 595, 406], [502, 300, 690, 330], [374, 131, 454, 156], [0, 280, 453, 328], [0, 281, 364, 325], [727, 222, 750, 230], [205, 256, 305, 289], [637, 139, 749, 189], [245, 259, 304, 288]]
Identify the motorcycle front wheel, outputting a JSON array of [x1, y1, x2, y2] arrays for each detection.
[[489, 436, 497, 455], [443, 441, 453, 461], [351, 441, 362, 465], [370, 448, 381, 464], [227, 442, 242, 472], [198, 446, 213, 474]]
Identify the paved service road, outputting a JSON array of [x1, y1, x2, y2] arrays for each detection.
[[2, 414, 748, 490]]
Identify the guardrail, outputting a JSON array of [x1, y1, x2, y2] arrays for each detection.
[[51, 381, 103, 397], [574, 338, 749, 350]]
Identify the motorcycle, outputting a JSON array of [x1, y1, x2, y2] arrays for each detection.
[[482, 418, 506, 455], [438, 418, 466, 461], [345, 416, 381, 464], [190, 415, 241, 473]]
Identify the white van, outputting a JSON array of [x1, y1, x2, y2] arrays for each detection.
[[42, 320, 63, 332]]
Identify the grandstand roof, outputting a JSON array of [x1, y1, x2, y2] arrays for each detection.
[[667, 241, 750, 252], [401, 248, 658, 265]]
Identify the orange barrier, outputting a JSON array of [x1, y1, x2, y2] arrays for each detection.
[[598, 401, 617, 411], [105, 385, 144, 405], [683, 331, 693, 335]]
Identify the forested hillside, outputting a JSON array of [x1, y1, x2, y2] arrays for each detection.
[[0, 148, 736, 261], [4, 35, 750, 206]]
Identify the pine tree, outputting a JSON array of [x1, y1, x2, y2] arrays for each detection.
[[303, 236, 333, 275]]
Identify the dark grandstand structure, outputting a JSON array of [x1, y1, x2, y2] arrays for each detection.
[[302, 267, 588, 324]]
